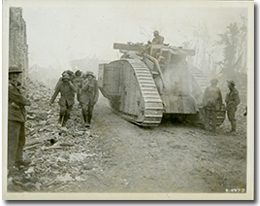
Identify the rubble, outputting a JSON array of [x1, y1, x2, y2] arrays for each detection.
[[8, 80, 109, 192]]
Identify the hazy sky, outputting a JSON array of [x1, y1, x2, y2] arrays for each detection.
[[9, 0, 248, 69]]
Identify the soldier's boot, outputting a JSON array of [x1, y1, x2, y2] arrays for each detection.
[[82, 114, 87, 123], [82, 114, 88, 127], [88, 114, 92, 125], [85, 114, 92, 128], [228, 121, 236, 133], [14, 159, 31, 169], [62, 114, 70, 127]]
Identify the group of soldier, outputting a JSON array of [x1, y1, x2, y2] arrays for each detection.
[[7, 31, 241, 180], [7, 66, 99, 177], [50, 69, 99, 128], [203, 78, 240, 133], [148, 30, 241, 134]]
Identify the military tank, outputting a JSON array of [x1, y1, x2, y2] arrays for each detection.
[[98, 42, 225, 127]]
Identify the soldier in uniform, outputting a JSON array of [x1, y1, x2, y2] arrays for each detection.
[[73, 70, 84, 104], [50, 73, 77, 127], [152, 30, 164, 45], [225, 80, 240, 133], [54, 71, 68, 90], [8, 66, 31, 174], [202, 78, 223, 132], [80, 71, 99, 127], [66, 70, 76, 82]]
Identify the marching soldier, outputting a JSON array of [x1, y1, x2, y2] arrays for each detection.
[[54, 71, 68, 90], [225, 80, 240, 133], [66, 70, 76, 82], [50, 73, 77, 127], [203, 78, 223, 133], [8, 66, 31, 174], [80, 71, 99, 127], [73, 70, 84, 104]]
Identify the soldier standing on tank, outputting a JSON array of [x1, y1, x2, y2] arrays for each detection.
[[80, 71, 99, 127], [50, 73, 77, 127], [8, 66, 31, 175], [202, 78, 223, 133], [140, 30, 165, 56], [152, 30, 164, 45], [225, 80, 240, 133]]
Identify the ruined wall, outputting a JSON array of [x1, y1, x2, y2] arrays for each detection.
[[9, 7, 28, 82]]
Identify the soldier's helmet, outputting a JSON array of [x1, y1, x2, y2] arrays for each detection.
[[227, 80, 235, 86], [66, 70, 74, 76], [62, 71, 67, 76], [62, 73, 70, 80], [9, 65, 22, 73], [86, 71, 94, 77], [153, 30, 159, 35], [210, 78, 218, 84], [75, 70, 81, 77]]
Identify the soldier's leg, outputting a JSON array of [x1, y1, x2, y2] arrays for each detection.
[[204, 108, 210, 131], [59, 106, 66, 124], [15, 122, 25, 162], [87, 97, 95, 125], [81, 103, 88, 124], [88, 105, 94, 125], [15, 123, 30, 167], [77, 92, 80, 103], [62, 105, 73, 127], [84, 98, 92, 127], [67, 104, 73, 118], [8, 120, 21, 169], [227, 107, 236, 132], [211, 110, 217, 132], [229, 107, 237, 132]]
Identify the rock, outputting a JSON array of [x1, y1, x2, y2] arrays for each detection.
[[149, 142, 157, 147], [32, 134, 40, 139], [75, 131, 85, 136], [75, 176, 85, 181], [36, 112, 48, 120], [35, 182, 42, 191], [83, 165, 93, 170], [25, 167, 34, 174], [39, 121, 47, 126], [56, 173, 73, 182], [27, 115, 36, 120], [60, 127, 68, 133]]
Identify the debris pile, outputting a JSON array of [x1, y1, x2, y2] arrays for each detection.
[[8, 80, 109, 192]]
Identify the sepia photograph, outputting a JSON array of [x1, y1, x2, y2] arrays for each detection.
[[2, 0, 254, 200]]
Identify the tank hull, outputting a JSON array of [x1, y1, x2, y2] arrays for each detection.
[[98, 43, 226, 127], [98, 59, 164, 126]]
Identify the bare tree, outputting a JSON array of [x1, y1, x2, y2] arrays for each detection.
[[216, 18, 247, 78]]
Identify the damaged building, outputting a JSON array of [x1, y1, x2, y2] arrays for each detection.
[[9, 7, 28, 83]]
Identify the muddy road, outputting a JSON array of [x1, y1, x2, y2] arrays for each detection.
[[79, 95, 247, 193], [8, 83, 247, 193]]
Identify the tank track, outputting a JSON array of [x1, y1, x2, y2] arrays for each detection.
[[190, 66, 209, 93], [112, 59, 164, 127]]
